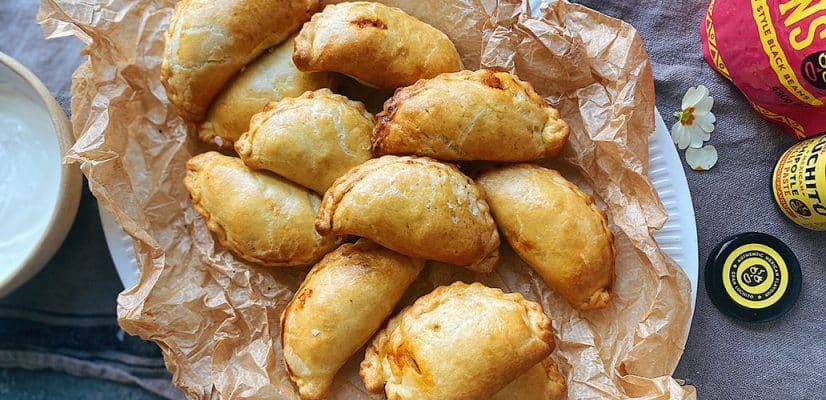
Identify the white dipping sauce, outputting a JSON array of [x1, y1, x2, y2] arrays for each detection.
[[0, 88, 60, 272]]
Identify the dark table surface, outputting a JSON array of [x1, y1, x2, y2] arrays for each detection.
[[2, 0, 824, 399]]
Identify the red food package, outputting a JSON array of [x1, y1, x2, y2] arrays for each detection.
[[701, 0, 826, 139]]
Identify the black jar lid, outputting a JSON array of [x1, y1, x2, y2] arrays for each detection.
[[704, 232, 802, 322]]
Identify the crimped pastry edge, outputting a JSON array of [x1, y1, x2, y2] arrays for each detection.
[[292, 1, 461, 90], [314, 155, 500, 271], [372, 69, 570, 161], [235, 88, 374, 166], [359, 281, 555, 397], [183, 152, 338, 267], [479, 163, 616, 310]]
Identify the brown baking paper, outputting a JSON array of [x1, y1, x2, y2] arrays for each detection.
[[37, 0, 697, 398]]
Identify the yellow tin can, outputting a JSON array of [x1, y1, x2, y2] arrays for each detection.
[[772, 135, 826, 231]]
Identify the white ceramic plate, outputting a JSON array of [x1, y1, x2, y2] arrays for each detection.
[[98, 0, 697, 366], [99, 109, 699, 314]]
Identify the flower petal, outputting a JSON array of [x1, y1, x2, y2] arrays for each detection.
[[684, 124, 710, 148], [685, 145, 718, 171], [689, 136, 703, 149], [682, 85, 708, 109], [695, 113, 716, 133], [681, 87, 700, 109], [693, 94, 714, 115], [671, 121, 691, 149]]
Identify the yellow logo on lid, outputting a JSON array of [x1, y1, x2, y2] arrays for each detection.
[[722, 243, 788, 309]]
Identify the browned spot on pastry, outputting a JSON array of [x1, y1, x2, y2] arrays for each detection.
[[372, 98, 398, 154], [291, 50, 310, 70], [482, 70, 504, 89], [262, 101, 278, 112], [502, 227, 537, 252], [295, 288, 313, 307], [389, 347, 422, 375], [512, 236, 536, 251], [351, 17, 387, 29], [408, 355, 422, 375]]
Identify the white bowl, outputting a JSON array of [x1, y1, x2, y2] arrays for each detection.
[[0, 51, 81, 297]]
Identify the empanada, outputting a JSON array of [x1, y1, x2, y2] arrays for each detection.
[[162, 0, 318, 121], [492, 358, 567, 400], [315, 156, 499, 272], [477, 164, 615, 310], [198, 36, 337, 148], [235, 89, 374, 194], [360, 282, 555, 400], [292, 2, 462, 90], [281, 239, 423, 400], [184, 152, 339, 267], [372, 69, 570, 161]]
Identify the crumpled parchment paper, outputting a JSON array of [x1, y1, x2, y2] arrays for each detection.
[[37, 0, 697, 398]]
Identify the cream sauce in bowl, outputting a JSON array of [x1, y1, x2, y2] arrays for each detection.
[[0, 51, 80, 298], [0, 87, 61, 274]]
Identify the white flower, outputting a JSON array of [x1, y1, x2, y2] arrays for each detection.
[[671, 85, 716, 150], [685, 145, 718, 171]]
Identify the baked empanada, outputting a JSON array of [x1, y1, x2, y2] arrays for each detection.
[[315, 156, 499, 272], [477, 164, 615, 310], [184, 152, 339, 267], [162, 0, 318, 121], [281, 239, 423, 400], [492, 358, 567, 400], [293, 2, 462, 90], [360, 282, 555, 400], [235, 89, 374, 194], [199, 36, 337, 148], [372, 69, 570, 161]]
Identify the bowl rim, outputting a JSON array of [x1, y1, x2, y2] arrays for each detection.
[[0, 51, 82, 297]]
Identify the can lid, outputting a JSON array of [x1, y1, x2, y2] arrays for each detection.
[[704, 232, 802, 322]]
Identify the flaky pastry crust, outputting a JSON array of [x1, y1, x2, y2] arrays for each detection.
[[315, 156, 500, 272], [477, 164, 615, 310], [372, 69, 570, 161], [281, 239, 423, 400], [293, 2, 461, 90], [492, 357, 567, 400], [360, 282, 555, 400], [183, 152, 339, 267], [236, 89, 374, 194], [162, 0, 317, 121], [198, 35, 336, 148]]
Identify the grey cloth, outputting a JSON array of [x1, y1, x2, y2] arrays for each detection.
[[1, 0, 823, 399]]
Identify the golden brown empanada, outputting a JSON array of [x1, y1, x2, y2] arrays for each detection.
[[162, 0, 318, 121], [183, 152, 339, 267], [315, 155, 499, 272], [372, 69, 570, 161], [492, 358, 567, 400], [198, 35, 337, 148], [292, 2, 462, 90], [235, 89, 374, 194], [360, 282, 555, 400], [477, 164, 615, 310], [281, 239, 423, 400]]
